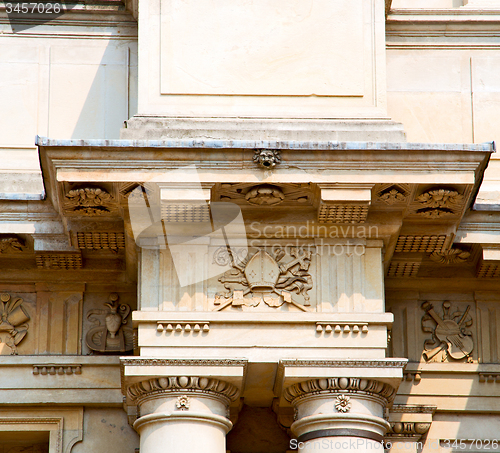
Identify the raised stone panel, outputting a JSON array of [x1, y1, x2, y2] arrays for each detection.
[[144, 240, 383, 313], [316, 240, 384, 313], [139, 0, 389, 118], [387, 293, 478, 363], [160, 0, 364, 96]]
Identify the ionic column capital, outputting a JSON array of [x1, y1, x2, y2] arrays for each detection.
[[127, 375, 240, 405], [283, 377, 397, 405]]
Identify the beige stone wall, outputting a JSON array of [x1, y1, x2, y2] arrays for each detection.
[[0, 16, 137, 198], [71, 408, 139, 453]]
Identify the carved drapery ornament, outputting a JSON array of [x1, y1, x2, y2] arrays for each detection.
[[214, 247, 313, 312], [0, 293, 30, 355], [85, 293, 133, 353], [421, 301, 473, 362]]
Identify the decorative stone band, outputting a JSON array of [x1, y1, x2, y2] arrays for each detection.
[[283, 377, 396, 404], [387, 422, 431, 437], [127, 376, 240, 403], [297, 428, 384, 444]]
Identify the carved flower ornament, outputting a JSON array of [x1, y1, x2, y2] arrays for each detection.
[[335, 394, 351, 413]]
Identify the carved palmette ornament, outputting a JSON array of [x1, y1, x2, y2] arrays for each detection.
[[86, 293, 133, 353], [0, 293, 30, 355], [64, 187, 113, 215]]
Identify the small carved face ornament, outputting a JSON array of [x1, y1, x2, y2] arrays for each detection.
[[253, 149, 281, 169]]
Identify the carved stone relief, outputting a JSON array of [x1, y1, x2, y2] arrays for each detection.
[[253, 149, 281, 168], [214, 183, 312, 206], [63, 186, 115, 216], [0, 293, 30, 355], [85, 293, 134, 353], [214, 247, 313, 312], [386, 422, 431, 438], [430, 248, 470, 264], [421, 301, 473, 362], [377, 184, 410, 205], [415, 189, 464, 218], [334, 394, 351, 413], [0, 236, 25, 253], [245, 185, 285, 205]]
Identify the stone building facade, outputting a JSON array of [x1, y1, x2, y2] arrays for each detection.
[[1, 0, 500, 452]]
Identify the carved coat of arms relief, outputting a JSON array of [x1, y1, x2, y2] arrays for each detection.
[[421, 301, 474, 362], [213, 247, 314, 312]]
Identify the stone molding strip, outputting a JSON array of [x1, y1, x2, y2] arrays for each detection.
[[297, 428, 384, 444], [121, 358, 246, 367], [127, 376, 240, 403], [133, 412, 232, 433], [284, 378, 396, 403]]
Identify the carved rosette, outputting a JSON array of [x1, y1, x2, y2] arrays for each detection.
[[127, 376, 240, 404], [334, 394, 351, 412], [283, 377, 396, 404]]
